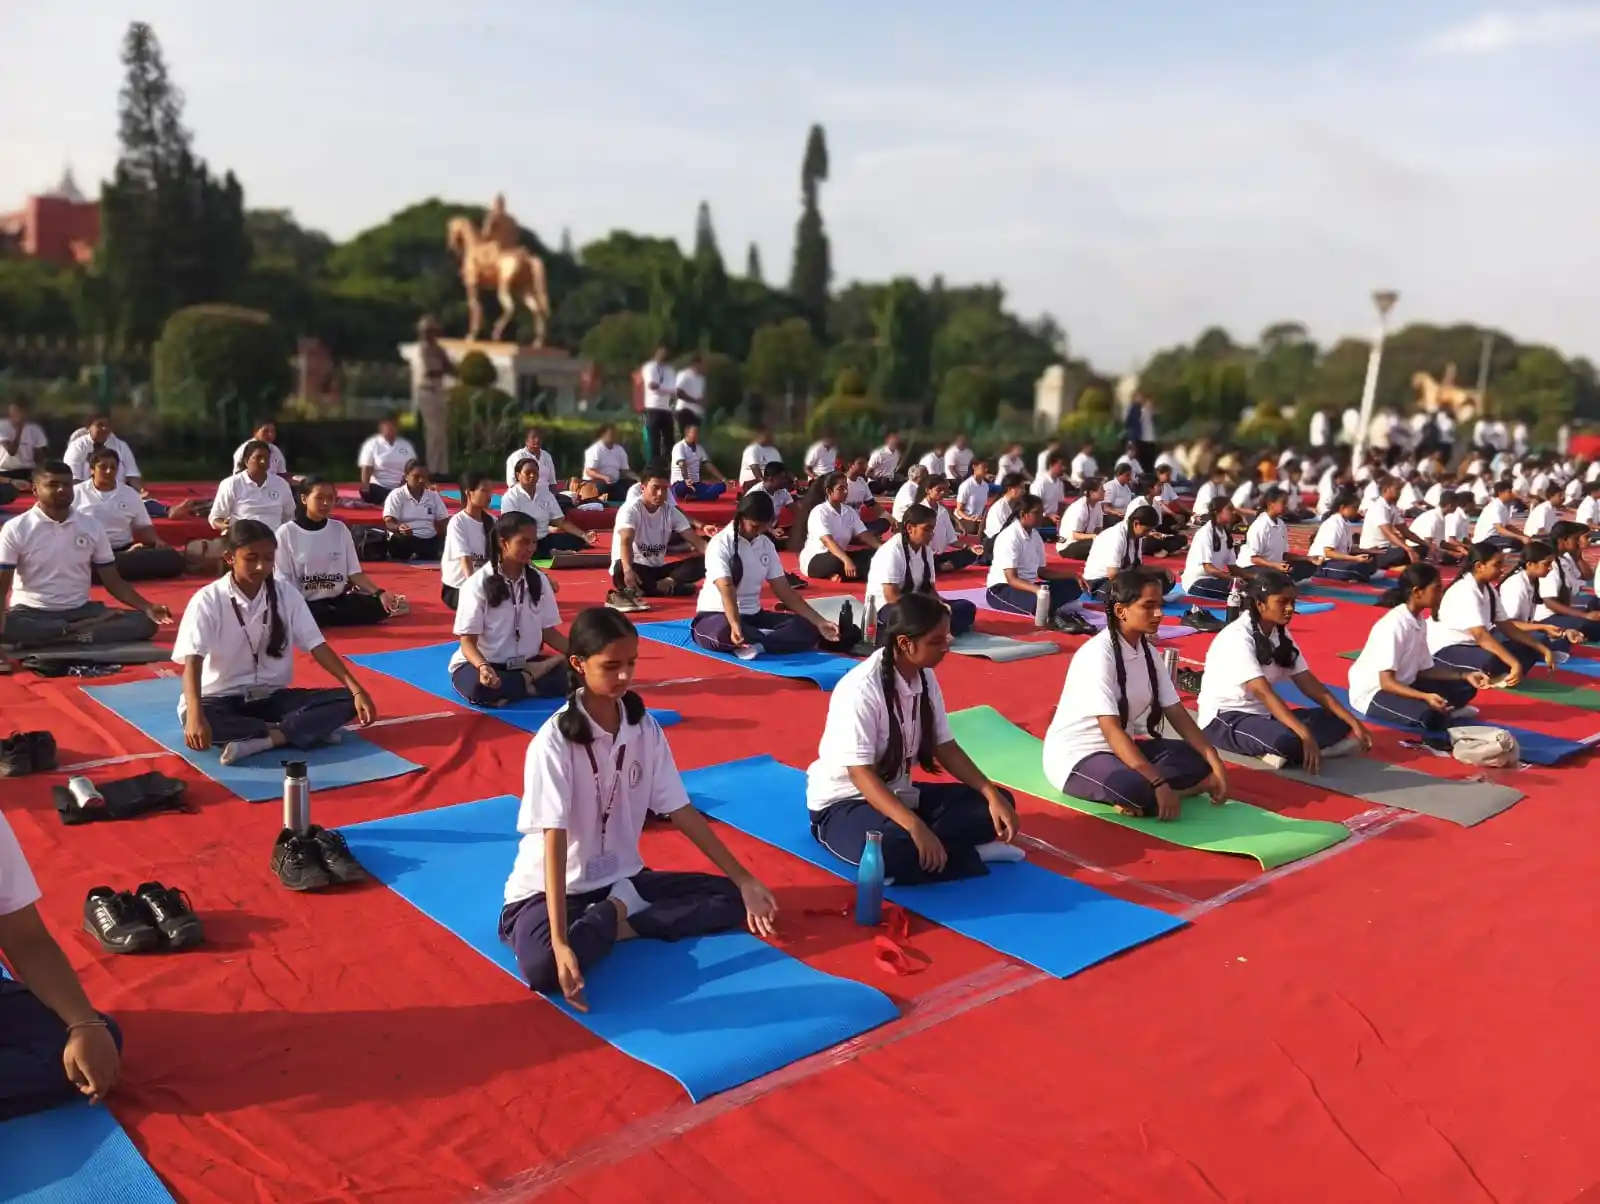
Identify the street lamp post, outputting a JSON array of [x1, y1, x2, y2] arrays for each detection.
[[1352, 290, 1400, 464]]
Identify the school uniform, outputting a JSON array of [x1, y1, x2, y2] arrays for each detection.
[[955, 477, 990, 529], [1308, 514, 1377, 581], [943, 446, 974, 481], [866, 444, 901, 493], [804, 442, 840, 478], [673, 366, 706, 433], [210, 471, 295, 530], [1524, 500, 1557, 539], [1029, 473, 1067, 520], [381, 486, 449, 560], [1409, 508, 1466, 564], [1575, 496, 1600, 529], [1357, 497, 1413, 570], [1473, 497, 1520, 550], [1055, 497, 1105, 560], [612, 495, 704, 594], [1240, 513, 1314, 580], [980, 496, 1021, 564], [891, 480, 921, 523], [1102, 477, 1135, 513], [171, 575, 353, 749], [1499, 570, 1539, 627], [807, 649, 1007, 884], [1348, 605, 1476, 731], [802, 501, 873, 579], [1042, 628, 1210, 815], [498, 695, 743, 993], [927, 505, 975, 571], [997, 453, 1027, 480], [1230, 480, 1258, 511], [691, 526, 819, 654], [72, 481, 183, 581], [232, 441, 288, 478], [1069, 452, 1098, 486], [64, 434, 140, 486], [1082, 521, 1141, 596], [844, 475, 876, 509], [275, 518, 388, 627], [985, 522, 1081, 619], [583, 441, 632, 501], [504, 446, 558, 494], [0, 506, 157, 647], [1198, 616, 1352, 762], [501, 484, 585, 558], [0, 419, 48, 477], [1192, 479, 1225, 517], [1537, 553, 1600, 638], [439, 511, 492, 609], [357, 434, 416, 503], [449, 564, 564, 705], [917, 450, 944, 477], [1180, 522, 1237, 601], [1428, 575, 1539, 675], [739, 443, 783, 486], [1036, 448, 1060, 479], [669, 440, 726, 502], [864, 536, 977, 640]]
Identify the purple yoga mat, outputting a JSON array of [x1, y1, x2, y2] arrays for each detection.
[[941, 586, 1198, 640]]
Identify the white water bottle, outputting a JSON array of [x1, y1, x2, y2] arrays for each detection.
[[1034, 582, 1052, 628]]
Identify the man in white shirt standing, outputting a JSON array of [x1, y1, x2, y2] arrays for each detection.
[[639, 344, 677, 466], [673, 352, 708, 437], [0, 398, 49, 483]]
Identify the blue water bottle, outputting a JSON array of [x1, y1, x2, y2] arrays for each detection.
[[856, 831, 885, 926]]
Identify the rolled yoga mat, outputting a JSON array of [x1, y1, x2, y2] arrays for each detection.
[[1334, 650, 1600, 713], [350, 642, 680, 735], [81, 676, 423, 803], [337, 794, 898, 1102], [806, 594, 1060, 662], [0, 1100, 176, 1204], [634, 617, 855, 690], [7, 642, 173, 666], [946, 706, 1349, 870], [684, 756, 1185, 978]]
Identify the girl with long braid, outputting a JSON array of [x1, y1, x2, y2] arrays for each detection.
[[1535, 520, 1600, 640], [984, 493, 1094, 633], [919, 475, 978, 572], [807, 592, 1021, 883], [1498, 541, 1584, 654], [1082, 506, 1160, 599], [802, 471, 883, 581], [1042, 568, 1228, 820], [1198, 570, 1370, 771], [440, 470, 496, 610], [500, 607, 777, 1011], [865, 503, 978, 641], [449, 511, 569, 706], [176, 519, 376, 766], [275, 477, 399, 626], [1180, 496, 1242, 602], [1427, 542, 1553, 682]]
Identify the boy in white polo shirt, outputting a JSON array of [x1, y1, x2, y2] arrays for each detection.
[[669, 422, 728, 502], [0, 398, 49, 481], [0, 462, 171, 650], [582, 424, 636, 503], [609, 468, 708, 611]]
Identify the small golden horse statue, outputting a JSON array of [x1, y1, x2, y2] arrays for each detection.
[[446, 212, 551, 345]]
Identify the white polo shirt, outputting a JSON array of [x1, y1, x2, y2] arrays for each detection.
[[984, 496, 1018, 538], [1196, 616, 1308, 728], [73, 481, 148, 548], [1231, 480, 1258, 510], [232, 441, 288, 477], [500, 484, 565, 537], [505, 446, 557, 493], [1181, 523, 1235, 592], [0, 506, 114, 610], [1579, 496, 1600, 527], [1193, 480, 1225, 515], [698, 526, 784, 615], [1428, 576, 1497, 652], [944, 446, 974, 481], [891, 480, 921, 522], [1474, 498, 1513, 543], [613, 496, 691, 569], [804, 442, 839, 476], [211, 471, 295, 529], [1069, 452, 1098, 485], [449, 565, 559, 670], [1359, 498, 1400, 550], [1524, 500, 1557, 538], [805, 648, 954, 813], [1537, 554, 1585, 621], [0, 420, 48, 472], [504, 695, 688, 900], [1500, 571, 1538, 622], [867, 445, 900, 480], [1058, 497, 1103, 543], [997, 453, 1027, 479], [583, 440, 630, 484], [1310, 514, 1354, 560], [1029, 473, 1066, 518], [844, 476, 874, 507], [382, 487, 449, 540], [915, 451, 943, 477], [64, 434, 140, 485], [274, 519, 362, 602], [1042, 628, 1180, 786], [172, 575, 325, 710], [441, 511, 491, 589], [641, 361, 676, 412], [1411, 508, 1468, 545], [670, 440, 707, 485], [674, 367, 706, 421], [357, 435, 416, 489], [1036, 449, 1060, 479], [1240, 514, 1288, 567], [0, 813, 41, 918], [987, 522, 1045, 588], [956, 476, 989, 518], [801, 501, 867, 566], [866, 536, 936, 609], [745, 481, 794, 511], [740, 442, 783, 485], [1103, 478, 1135, 512], [930, 506, 960, 554], [1349, 605, 1433, 714], [1083, 522, 1139, 582]]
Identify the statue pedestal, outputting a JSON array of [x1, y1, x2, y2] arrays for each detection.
[[398, 340, 592, 415]]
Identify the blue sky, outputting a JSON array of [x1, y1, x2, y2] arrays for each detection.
[[4, 1, 1598, 370]]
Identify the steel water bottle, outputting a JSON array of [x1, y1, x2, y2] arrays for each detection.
[[1034, 583, 1052, 628], [282, 760, 310, 833], [856, 831, 885, 926], [1226, 575, 1244, 625]]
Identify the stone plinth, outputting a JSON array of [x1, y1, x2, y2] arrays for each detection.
[[398, 340, 593, 415]]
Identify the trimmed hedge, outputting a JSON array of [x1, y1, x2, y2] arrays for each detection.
[[151, 305, 293, 426]]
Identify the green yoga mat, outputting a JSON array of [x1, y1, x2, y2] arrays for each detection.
[[947, 706, 1350, 870], [1335, 651, 1600, 712]]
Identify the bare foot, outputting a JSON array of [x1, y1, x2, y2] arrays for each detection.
[[611, 896, 636, 940]]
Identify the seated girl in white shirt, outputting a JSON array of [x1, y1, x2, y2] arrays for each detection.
[[1239, 487, 1315, 582], [75, 448, 184, 581], [381, 461, 450, 561], [499, 606, 778, 1008], [1499, 541, 1585, 656], [1180, 497, 1242, 604], [802, 472, 883, 581], [1131, 475, 1186, 556], [1055, 478, 1106, 560], [1428, 542, 1555, 683], [915, 475, 977, 573], [441, 472, 497, 610], [275, 478, 399, 627], [502, 456, 596, 559], [1347, 563, 1489, 732], [1537, 521, 1600, 640], [980, 473, 1029, 562], [231, 421, 289, 481], [1308, 491, 1377, 582], [691, 491, 838, 656], [1082, 509, 1161, 599], [866, 504, 977, 642], [451, 512, 568, 707], [806, 592, 1021, 883], [1198, 570, 1370, 770], [954, 460, 992, 537], [890, 465, 928, 524], [175, 519, 376, 766], [1042, 568, 1228, 819], [983, 494, 1093, 634], [210, 440, 296, 532]]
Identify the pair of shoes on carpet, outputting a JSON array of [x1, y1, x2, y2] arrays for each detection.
[[84, 882, 203, 953], [606, 588, 651, 614], [1049, 612, 1097, 637], [1182, 606, 1227, 634], [0, 730, 57, 777], [272, 825, 369, 892]]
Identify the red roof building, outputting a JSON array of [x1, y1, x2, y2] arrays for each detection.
[[0, 169, 100, 266]]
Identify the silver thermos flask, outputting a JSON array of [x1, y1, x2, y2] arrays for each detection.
[[1162, 646, 1180, 687], [283, 760, 310, 833]]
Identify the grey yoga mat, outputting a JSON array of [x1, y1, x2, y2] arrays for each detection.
[[10, 642, 172, 665], [806, 594, 1060, 661]]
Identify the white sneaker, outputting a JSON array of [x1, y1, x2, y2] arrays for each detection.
[[1323, 735, 1361, 759], [1450, 705, 1480, 719], [1554, 651, 1571, 665], [976, 841, 1026, 865], [733, 643, 762, 660], [1259, 753, 1289, 770]]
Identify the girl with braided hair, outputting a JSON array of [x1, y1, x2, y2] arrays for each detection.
[[449, 511, 569, 706], [802, 472, 883, 581], [807, 592, 1021, 884], [1239, 487, 1315, 581], [1197, 570, 1370, 772], [915, 475, 977, 572], [1498, 540, 1584, 655], [500, 607, 777, 1011], [1180, 496, 1241, 602], [1428, 542, 1553, 682], [865, 503, 977, 643], [984, 494, 1093, 633], [440, 471, 496, 610], [1535, 521, 1600, 640], [1082, 507, 1161, 600], [1042, 568, 1228, 820]]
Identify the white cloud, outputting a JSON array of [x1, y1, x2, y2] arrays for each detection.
[[1428, 7, 1600, 55]]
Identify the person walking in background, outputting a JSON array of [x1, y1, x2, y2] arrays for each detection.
[[415, 317, 456, 478], [640, 344, 677, 466]]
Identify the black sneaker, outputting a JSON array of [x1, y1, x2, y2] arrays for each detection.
[[0, 733, 34, 777], [271, 829, 333, 891], [1182, 606, 1226, 634], [134, 882, 205, 949], [83, 886, 162, 954], [306, 825, 369, 885], [26, 732, 56, 772], [1176, 667, 1206, 695]]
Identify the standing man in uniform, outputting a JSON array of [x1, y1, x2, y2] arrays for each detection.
[[415, 317, 456, 478]]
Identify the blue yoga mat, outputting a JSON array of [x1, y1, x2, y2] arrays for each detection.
[[350, 642, 680, 735], [635, 618, 855, 690], [81, 677, 423, 803], [1162, 599, 1335, 619], [685, 757, 1185, 978], [337, 795, 898, 1101], [1557, 656, 1600, 681], [0, 1102, 175, 1203], [1275, 681, 1595, 767]]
